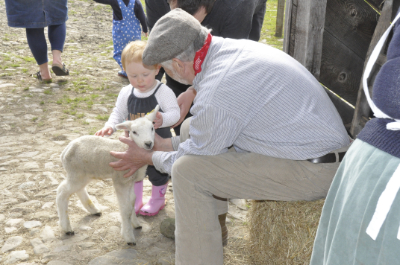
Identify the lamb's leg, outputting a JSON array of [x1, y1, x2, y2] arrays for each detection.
[[129, 183, 142, 229], [113, 179, 138, 245], [56, 178, 85, 236], [76, 187, 101, 216]]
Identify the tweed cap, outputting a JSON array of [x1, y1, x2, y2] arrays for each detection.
[[143, 8, 202, 65]]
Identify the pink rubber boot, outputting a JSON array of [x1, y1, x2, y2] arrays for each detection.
[[139, 183, 168, 216], [134, 180, 144, 214]]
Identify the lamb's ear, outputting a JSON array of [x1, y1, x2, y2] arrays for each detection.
[[115, 121, 133, 131], [146, 105, 160, 122]]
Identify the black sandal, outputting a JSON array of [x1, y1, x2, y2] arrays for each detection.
[[36, 71, 52, 83], [52, 63, 69, 76]]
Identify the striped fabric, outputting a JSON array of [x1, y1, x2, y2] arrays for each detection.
[[153, 37, 350, 175]]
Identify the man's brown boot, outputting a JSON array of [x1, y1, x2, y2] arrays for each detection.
[[160, 214, 228, 247], [219, 213, 228, 247]]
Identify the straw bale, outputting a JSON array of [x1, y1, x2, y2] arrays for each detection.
[[248, 199, 324, 265]]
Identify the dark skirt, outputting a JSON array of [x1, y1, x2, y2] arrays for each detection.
[[5, 0, 68, 28]]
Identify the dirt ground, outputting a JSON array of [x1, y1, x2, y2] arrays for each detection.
[[0, 0, 252, 264]]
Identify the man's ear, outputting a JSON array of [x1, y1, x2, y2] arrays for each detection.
[[155, 64, 161, 75], [172, 58, 185, 75]]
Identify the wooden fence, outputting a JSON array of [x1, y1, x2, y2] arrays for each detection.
[[283, 0, 400, 137]]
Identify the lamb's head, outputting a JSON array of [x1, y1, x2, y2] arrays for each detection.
[[115, 105, 160, 150]]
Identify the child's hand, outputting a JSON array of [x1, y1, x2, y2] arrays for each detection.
[[95, 127, 113, 137], [153, 112, 163, 129], [143, 31, 148, 37]]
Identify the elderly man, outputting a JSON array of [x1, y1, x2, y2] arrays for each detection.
[[146, 0, 268, 133], [110, 9, 351, 265]]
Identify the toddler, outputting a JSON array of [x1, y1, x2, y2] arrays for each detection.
[[96, 41, 180, 216], [93, 0, 148, 78]]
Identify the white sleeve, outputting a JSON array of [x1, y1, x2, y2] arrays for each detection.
[[155, 84, 180, 128], [104, 85, 132, 132]]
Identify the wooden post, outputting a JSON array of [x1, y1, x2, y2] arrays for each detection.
[[282, 0, 292, 53], [275, 0, 285, 37], [282, 0, 328, 79], [350, 0, 395, 137]]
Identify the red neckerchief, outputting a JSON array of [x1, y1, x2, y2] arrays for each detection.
[[193, 33, 212, 76]]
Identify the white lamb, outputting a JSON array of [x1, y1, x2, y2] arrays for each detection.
[[56, 105, 159, 245]]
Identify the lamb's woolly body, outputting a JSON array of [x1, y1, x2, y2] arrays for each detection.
[[61, 135, 140, 178], [56, 105, 159, 245]]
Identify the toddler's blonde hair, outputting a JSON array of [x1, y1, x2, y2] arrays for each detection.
[[121, 40, 159, 70]]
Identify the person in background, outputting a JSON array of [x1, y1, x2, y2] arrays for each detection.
[[309, 9, 400, 265], [93, 0, 148, 78], [145, 0, 268, 134], [96, 41, 179, 216], [109, 9, 351, 264], [5, 0, 70, 83]]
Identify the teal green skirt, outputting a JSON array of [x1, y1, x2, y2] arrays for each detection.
[[310, 139, 400, 265]]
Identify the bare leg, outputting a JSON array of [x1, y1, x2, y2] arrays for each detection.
[[39, 63, 52, 80], [52, 50, 63, 66]]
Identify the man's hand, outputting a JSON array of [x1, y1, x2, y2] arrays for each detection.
[[109, 136, 154, 178], [172, 87, 196, 128]]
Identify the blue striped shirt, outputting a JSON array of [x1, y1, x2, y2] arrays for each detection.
[[152, 37, 350, 175]]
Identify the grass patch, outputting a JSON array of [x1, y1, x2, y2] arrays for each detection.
[[106, 93, 118, 99], [259, 0, 284, 50], [88, 127, 98, 135], [44, 89, 52, 95], [99, 40, 114, 49], [96, 114, 109, 121], [32, 117, 38, 122], [57, 80, 69, 86], [19, 56, 36, 63], [63, 109, 77, 115]]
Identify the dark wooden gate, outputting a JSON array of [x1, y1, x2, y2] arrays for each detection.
[[283, 0, 400, 137]]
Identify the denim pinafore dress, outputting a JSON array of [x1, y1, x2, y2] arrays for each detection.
[[127, 83, 171, 186], [112, 0, 142, 75]]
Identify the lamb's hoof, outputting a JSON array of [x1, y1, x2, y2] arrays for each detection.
[[66, 231, 75, 236], [135, 226, 142, 230], [93, 212, 102, 216], [127, 242, 136, 246]]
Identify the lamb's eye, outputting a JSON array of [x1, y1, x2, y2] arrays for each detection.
[[132, 131, 137, 135], [152, 127, 154, 131]]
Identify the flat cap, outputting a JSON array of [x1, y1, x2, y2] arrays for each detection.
[[143, 8, 202, 65]]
